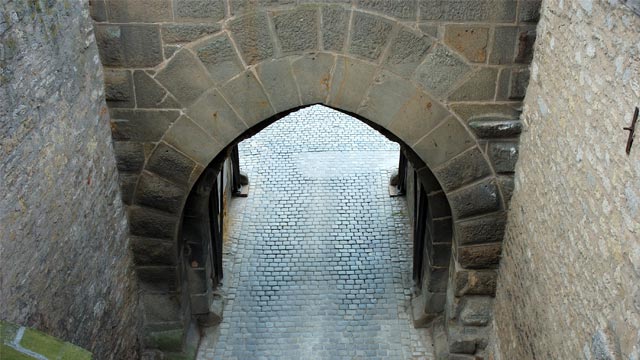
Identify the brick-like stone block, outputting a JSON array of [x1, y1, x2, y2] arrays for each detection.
[[130, 236, 177, 266], [444, 25, 489, 63], [455, 213, 507, 246], [449, 67, 498, 101], [497, 175, 514, 206], [457, 243, 502, 268], [458, 296, 493, 326], [446, 323, 489, 354], [358, 0, 417, 20], [134, 172, 187, 214], [453, 268, 497, 296], [221, 71, 275, 127], [119, 173, 139, 205], [428, 191, 452, 218], [428, 241, 453, 268], [489, 142, 519, 173], [467, 116, 522, 138], [515, 27, 536, 64], [328, 56, 377, 113], [147, 142, 197, 186], [451, 103, 521, 122], [104, 69, 134, 108], [141, 294, 181, 323], [273, 8, 318, 54], [508, 68, 530, 99], [519, 0, 542, 22], [113, 141, 145, 172], [129, 206, 178, 239], [95, 24, 163, 67], [134, 71, 181, 109], [322, 6, 349, 51], [230, 0, 297, 15], [161, 24, 221, 44], [349, 12, 394, 60], [384, 28, 433, 77], [414, 46, 470, 98], [186, 89, 248, 144], [90, 0, 107, 22], [106, 0, 173, 22], [229, 12, 275, 65], [387, 87, 449, 147], [489, 26, 517, 65], [291, 53, 335, 105], [413, 116, 475, 168], [255, 58, 302, 113], [175, 0, 226, 21], [155, 49, 215, 106], [163, 115, 222, 165], [194, 34, 245, 84], [419, 0, 517, 22], [434, 147, 493, 192], [110, 109, 179, 142], [432, 217, 453, 243], [359, 71, 417, 127], [448, 178, 501, 219]]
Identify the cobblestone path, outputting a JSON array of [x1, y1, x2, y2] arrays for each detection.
[[197, 106, 433, 360]]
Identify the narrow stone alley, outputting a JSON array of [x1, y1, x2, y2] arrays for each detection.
[[197, 106, 433, 360]]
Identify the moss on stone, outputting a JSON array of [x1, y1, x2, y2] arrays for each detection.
[[19, 328, 65, 358]]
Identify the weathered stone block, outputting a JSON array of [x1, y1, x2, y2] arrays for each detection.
[[434, 147, 492, 192], [129, 206, 178, 239], [95, 24, 163, 67], [144, 328, 183, 352], [419, 0, 517, 22], [432, 217, 453, 243], [489, 142, 519, 173], [163, 115, 222, 165], [455, 213, 507, 246], [418, 23, 439, 37], [137, 266, 179, 292], [519, 0, 541, 22], [467, 116, 522, 138], [155, 49, 214, 106], [175, 0, 226, 21], [119, 173, 138, 205], [229, 12, 275, 65], [358, 0, 417, 20], [134, 71, 181, 109], [413, 116, 475, 168], [508, 68, 530, 99], [142, 294, 181, 323], [273, 8, 318, 54], [457, 243, 502, 268], [106, 0, 173, 22], [359, 71, 416, 127], [134, 173, 187, 214], [291, 52, 335, 105], [489, 26, 517, 65], [497, 175, 514, 206], [450, 103, 521, 122], [328, 56, 377, 113], [448, 178, 500, 219], [187, 89, 248, 144], [161, 24, 221, 44], [89, 0, 107, 22], [231, 0, 297, 15], [414, 46, 470, 98], [194, 34, 244, 84], [452, 266, 497, 296], [221, 71, 275, 126], [428, 241, 453, 268], [147, 142, 197, 186], [110, 109, 179, 142], [444, 25, 489, 63], [428, 191, 452, 218], [255, 58, 302, 113], [515, 27, 536, 64], [322, 6, 349, 51], [104, 69, 134, 108], [163, 45, 180, 59], [113, 141, 145, 172], [130, 236, 177, 266], [458, 296, 493, 326], [412, 290, 446, 327], [449, 68, 498, 101], [349, 12, 394, 60], [387, 87, 449, 147], [384, 28, 432, 77]]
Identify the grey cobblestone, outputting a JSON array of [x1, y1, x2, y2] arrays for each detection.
[[197, 105, 432, 359]]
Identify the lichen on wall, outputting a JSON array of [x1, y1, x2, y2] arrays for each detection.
[[493, 0, 640, 358], [0, 0, 140, 358]]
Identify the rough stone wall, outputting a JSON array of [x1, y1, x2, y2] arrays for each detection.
[[0, 1, 140, 358], [492, 1, 640, 358]]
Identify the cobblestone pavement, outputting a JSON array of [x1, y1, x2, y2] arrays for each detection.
[[197, 106, 433, 360]]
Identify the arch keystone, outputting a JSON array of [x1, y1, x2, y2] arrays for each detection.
[[291, 52, 335, 104]]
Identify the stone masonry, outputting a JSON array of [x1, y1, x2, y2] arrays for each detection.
[[489, 1, 640, 359], [198, 105, 433, 359], [91, 1, 539, 356], [1, 0, 140, 359]]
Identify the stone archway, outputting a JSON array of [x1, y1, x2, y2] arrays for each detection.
[[94, 1, 534, 357]]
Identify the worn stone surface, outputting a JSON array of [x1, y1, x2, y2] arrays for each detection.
[[104, 69, 134, 108], [291, 53, 335, 105], [328, 56, 377, 113], [321, 6, 349, 51], [488, 142, 519, 173], [384, 28, 432, 77], [491, 1, 640, 359], [175, 0, 225, 21], [358, 0, 418, 20], [95, 24, 163, 68], [155, 49, 215, 106], [419, 0, 517, 22], [228, 12, 275, 65], [448, 179, 500, 219], [161, 24, 221, 45], [273, 8, 318, 54], [255, 58, 301, 113], [444, 25, 489, 63], [449, 67, 498, 101], [0, 1, 140, 358], [489, 26, 518, 65], [220, 71, 275, 127], [134, 71, 181, 109], [107, 0, 173, 22], [414, 46, 470, 98], [186, 89, 248, 144], [194, 34, 244, 84], [349, 12, 393, 61], [413, 116, 475, 168], [433, 147, 492, 192]]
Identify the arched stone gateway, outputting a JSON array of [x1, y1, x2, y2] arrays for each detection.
[[93, 1, 537, 357]]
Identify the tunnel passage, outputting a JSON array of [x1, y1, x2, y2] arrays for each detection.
[[94, 1, 536, 357]]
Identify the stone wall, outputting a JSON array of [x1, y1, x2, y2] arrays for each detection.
[[492, 1, 640, 358], [0, 1, 140, 358]]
